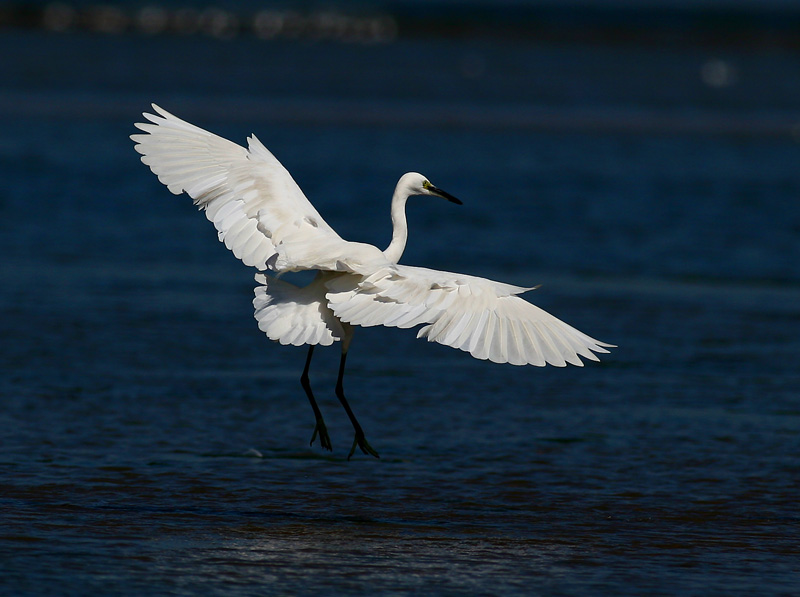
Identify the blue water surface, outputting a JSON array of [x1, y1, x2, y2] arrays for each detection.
[[1, 20, 799, 596]]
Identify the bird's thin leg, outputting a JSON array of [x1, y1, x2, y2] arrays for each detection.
[[301, 345, 332, 452], [335, 327, 379, 460]]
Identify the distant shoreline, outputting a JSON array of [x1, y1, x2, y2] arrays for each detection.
[[3, 2, 800, 48]]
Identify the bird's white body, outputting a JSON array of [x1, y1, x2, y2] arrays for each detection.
[[132, 104, 613, 456]]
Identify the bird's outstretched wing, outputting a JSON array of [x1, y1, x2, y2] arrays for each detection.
[[131, 104, 382, 273], [253, 273, 345, 347], [325, 265, 614, 366]]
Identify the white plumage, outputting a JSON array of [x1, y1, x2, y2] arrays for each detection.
[[253, 272, 343, 347], [132, 104, 614, 459]]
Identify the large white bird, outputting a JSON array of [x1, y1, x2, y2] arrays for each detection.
[[132, 104, 614, 459]]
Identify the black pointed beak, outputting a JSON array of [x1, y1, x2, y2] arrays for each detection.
[[430, 185, 462, 205]]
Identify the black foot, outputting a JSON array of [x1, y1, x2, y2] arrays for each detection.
[[310, 420, 332, 452], [348, 432, 380, 460]]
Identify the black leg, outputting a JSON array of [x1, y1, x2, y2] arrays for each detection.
[[300, 345, 332, 451], [335, 350, 379, 460]]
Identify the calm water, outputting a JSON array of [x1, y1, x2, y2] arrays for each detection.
[[1, 20, 800, 596]]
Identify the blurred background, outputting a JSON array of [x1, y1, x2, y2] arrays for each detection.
[[1, 1, 799, 595]]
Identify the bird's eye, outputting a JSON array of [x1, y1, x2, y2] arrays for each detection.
[[422, 180, 431, 190]]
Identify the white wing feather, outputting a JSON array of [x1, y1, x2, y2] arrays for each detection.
[[326, 265, 613, 366], [253, 273, 344, 346], [131, 104, 386, 273]]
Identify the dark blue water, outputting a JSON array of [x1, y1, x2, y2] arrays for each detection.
[[2, 21, 800, 596]]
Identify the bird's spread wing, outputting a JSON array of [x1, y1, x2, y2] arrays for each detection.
[[325, 265, 614, 366], [253, 273, 345, 347], [131, 104, 383, 273]]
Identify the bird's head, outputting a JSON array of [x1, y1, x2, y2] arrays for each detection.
[[398, 172, 462, 205]]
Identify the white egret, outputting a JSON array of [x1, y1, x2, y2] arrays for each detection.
[[132, 104, 614, 459]]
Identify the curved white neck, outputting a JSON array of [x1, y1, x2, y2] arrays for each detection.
[[382, 187, 409, 264]]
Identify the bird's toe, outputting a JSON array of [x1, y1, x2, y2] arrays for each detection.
[[347, 432, 380, 460], [310, 422, 333, 452]]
